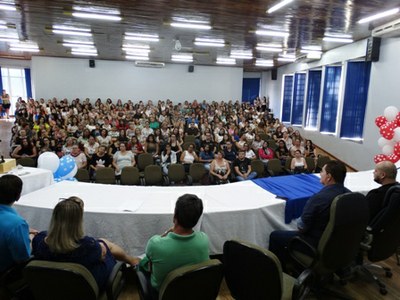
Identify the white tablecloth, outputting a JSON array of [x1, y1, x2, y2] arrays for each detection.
[[1, 167, 54, 195], [15, 181, 296, 255]]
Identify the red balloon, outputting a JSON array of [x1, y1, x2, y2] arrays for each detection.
[[375, 115, 387, 128], [387, 154, 400, 163], [374, 154, 388, 164], [380, 123, 395, 140], [394, 142, 400, 156], [396, 112, 400, 127]]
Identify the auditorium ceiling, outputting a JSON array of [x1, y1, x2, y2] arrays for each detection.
[[0, 0, 399, 71]]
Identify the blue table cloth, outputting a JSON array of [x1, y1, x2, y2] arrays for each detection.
[[252, 174, 323, 223]]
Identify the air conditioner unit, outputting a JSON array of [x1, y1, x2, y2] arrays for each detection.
[[134, 61, 165, 68], [372, 18, 400, 38], [295, 52, 321, 63]]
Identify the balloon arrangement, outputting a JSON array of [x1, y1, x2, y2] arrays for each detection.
[[37, 152, 78, 182], [374, 106, 400, 164]]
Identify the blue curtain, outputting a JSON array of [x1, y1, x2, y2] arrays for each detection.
[[281, 75, 293, 123], [340, 62, 371, 139], [242, 78, 260, 103], [24, 68, 32, 98], [291, 73, 306, 125], [320, 66, 342, 133], [304, 70, 322, 129]]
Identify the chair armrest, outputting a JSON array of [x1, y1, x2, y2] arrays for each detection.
[[163, 175, 170, 186], [187, 175, 193, 185], [360, 231, 373, 251], [106, 261, 126, 300], [288, 236, 317, 269]]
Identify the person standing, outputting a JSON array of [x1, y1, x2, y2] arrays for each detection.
[[1, 89, 11, 119]]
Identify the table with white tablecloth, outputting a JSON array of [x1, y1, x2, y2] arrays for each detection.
[[15, 180, 296, 256], [1, 166, 54, 195]]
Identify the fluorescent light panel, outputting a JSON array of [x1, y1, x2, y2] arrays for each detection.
[[63, 43, 95, 48], [216, 58, 236, 65], [256, 46, 282, 52], [358, 8, 399, 24], [323, 36, 353, 43], [126, 55, 149, 61], [63, 39, 94, 45], [255, 30, 289, 37], [171, 22, 211, 30], [0, 3, 16, 11], [302, 45, 322, 51], [194, 38, 225, 47], [71, 47, 97, 53], [267, 0, 294, 14], [278, 57, 295, 62], [71, 51, 98, 56], [124, 33, 159, 42], [10, 47, 39, 52], [72, 12, 121, 21], [122, 44, 150, 49]]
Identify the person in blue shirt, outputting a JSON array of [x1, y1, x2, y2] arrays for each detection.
[[199, 144, 215, 171], [269, 160, 350, 269], [0, 175, 35, 273]]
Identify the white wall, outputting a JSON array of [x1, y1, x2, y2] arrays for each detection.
[[262, 38, 400, 171], [0, 58, 31, 68], [31, 56, 243, 103]]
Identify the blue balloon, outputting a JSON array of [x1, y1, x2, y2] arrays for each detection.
[[54, 155, 76, 179]]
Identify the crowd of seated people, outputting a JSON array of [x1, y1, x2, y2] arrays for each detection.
[[10, 96, 317, 183]]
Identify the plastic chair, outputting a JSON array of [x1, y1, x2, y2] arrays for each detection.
[[94, 167, 116, 184], [137, 153, 154, 172], [305, 157, 316, 173], [16, 157, 36, 167], [251, 159, 265, 178], [267, 158, 284, 176], [75, 168, 90, 182], [188, 163, 206, 185], [120, 166, 141, 185], [167, 164, 190, 185], [23, 260, 126, 300], [315, 155, 330, 173], [143, 165, 167, 186]]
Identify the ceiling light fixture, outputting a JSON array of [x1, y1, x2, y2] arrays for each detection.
[[62, 43, 95, 48], [255, 30, 289, 37], [63, 39, 94, 45], [301, 45, 322, 51], [71, 48, 97, 53], [194, 38, 225, 47], [124, 50, 150, 57], [52, 25, 92, 37], [0, 3, 16, 11], [122, 44, 150, 49], [126, 55, 149, 61], [255, 59, 274, 67], [267, 0, 294, 14], [323, 36, 353, 43], [256, 46, 282, 52], [72, 12, 122, 21], [171, 54, 193, 62], [71, 51, 98, 56], [124, 33, 159, 42], [72, 5, 121, 21], [171, 22, 211, 30], [278, 57, 296, 62], [216, 57, 236, 65], [10, 47, 39, 52], [357, 8, 399, 24]]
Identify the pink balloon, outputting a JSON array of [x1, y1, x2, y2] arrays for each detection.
[[374, 154, 388, 164], [387, 154, 400, 163]]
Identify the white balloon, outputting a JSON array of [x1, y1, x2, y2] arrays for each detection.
[[393, 127, 400, 142], [59, 163, 78, 180], [382, 144, 394, 156], [378, 137, 393, 148], [384, 106, 399, 122], [37, 152, 60, 173]]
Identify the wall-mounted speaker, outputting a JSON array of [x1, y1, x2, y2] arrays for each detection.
[[188, 65, 194, 73], [366, 37, 381, 62], [271, 68, 277, 80], [89, 59, 95, 68]]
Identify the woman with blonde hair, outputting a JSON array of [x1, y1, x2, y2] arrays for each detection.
[[32, 197, 139, 291]]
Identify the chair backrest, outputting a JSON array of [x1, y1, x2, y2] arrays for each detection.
[[159, 259, 223, 300], [120, 166, 141, 185], [16, 157, 36, 167], [223, 240, 284, 300], [267, 158, 283, 176], [189, 163, 206, 183], [95, 167, 116, 184], [167, 164, 186, 183], [251, 159, 265, 178], [285, 157, 292, 170], [368, 185, 400, 262], [184, 135, 196, 143], [315, 155, 330, 173], [316, 192, 369, 275], [23, 260, 99, 300], [267, 139, 276, 150], [305, 157, 315, 173], [75, 168, 90, 182], [259, 133, 270, 142], [137, 153, 154, 171], [144, 165, 164, 186]]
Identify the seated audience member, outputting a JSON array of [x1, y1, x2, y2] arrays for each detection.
[[199, 144, 215, 171], [290, 150, 308, 174], [243, 143, 256, 160], [0, 175, 36, 273], [201, 131, 216, 153], [269, 160, 349, 268], [223, 141, 237, 163], [366, 161, 398, 222], [289, 138, 305, 157], [209, 151, 231, 184], [304, 139, 317, 158], [180, 144, 198, 172], [11, 138, 37, 159], [89, 145, 113, 178], [160, 144, 178, 174], [70, 144, 87, 169], [258, 140, 274, 168], [139, 194, 209, 291], [233, 150, 257, 181], [112, 142, 135, 177], [32, 197, 139, 291], [275, 140, 289, 166], [84, 136, 99, 160]]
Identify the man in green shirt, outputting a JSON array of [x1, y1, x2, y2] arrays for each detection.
[[139, 194, 209, 291]]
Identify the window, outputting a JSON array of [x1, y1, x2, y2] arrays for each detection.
[[1, 67, 29, 115], [320, 66, 342, 134], [242, 78, 260, 103], [340, 61, 371, 140], [304, 70, 322, 130], [291, 73, 306, 126], [281, 75, 293, 123]]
